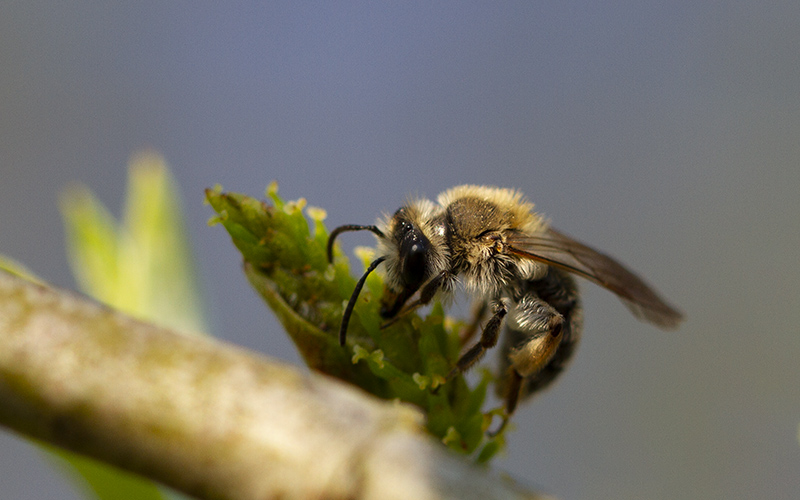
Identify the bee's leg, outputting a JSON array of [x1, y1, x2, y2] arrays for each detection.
[[494, 295, 565, 415], [503, 368, 524, 416], [497, 268, 583, 407], [447, 299, 507, 379], [459, 300, 489, 346], [380, 270, 455, 329], [418, 269, 456, 304], [487, 368, 523, 437]]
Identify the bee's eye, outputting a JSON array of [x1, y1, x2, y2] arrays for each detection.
[[399, 228, 429, 288]]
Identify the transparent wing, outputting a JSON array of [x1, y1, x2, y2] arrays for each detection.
[[507, 228, 683, 330]]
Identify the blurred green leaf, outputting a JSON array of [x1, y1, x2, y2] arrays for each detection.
[[0, 255, 44, 284], [61, 151, 205, 333], [206, 182, 509, 460], [121, 153, 205, 333], [46, 447, 168, 500], [59, 183, 121, 303]]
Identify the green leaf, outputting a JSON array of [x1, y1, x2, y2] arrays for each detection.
[[0, 255, 44, 284], [46, 447, 166, 500], [60, 184, 122, 305], [207, 183, 511, 461], [121, 152, 205, 333], [61, 151, 204, 333]]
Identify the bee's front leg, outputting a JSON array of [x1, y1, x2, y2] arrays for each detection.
[[380, 270, 456, 329]]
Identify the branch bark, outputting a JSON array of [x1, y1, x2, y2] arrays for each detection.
[[0, 271, 549, 500]]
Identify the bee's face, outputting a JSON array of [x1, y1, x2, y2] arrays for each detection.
[[378, 205, 449, 317], [388, 208, 433, 290]]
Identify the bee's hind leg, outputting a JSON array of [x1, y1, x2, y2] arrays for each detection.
[[496, 293, 566, 413], [486, 368, 524, 437], [497, 269, 583, 413]]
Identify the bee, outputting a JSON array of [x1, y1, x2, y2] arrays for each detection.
[[326, 185, 682, 420]]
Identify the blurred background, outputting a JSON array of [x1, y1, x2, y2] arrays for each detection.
[[1, 2, 799, 499]]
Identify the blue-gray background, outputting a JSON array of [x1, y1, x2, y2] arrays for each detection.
[[2, 2, 799, 499]]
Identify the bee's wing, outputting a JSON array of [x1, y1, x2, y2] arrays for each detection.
[[507, 228, 683, 330]]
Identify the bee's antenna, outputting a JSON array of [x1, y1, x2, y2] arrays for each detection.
[[327, 224, 385, 263], [340, 256, 386, 346]]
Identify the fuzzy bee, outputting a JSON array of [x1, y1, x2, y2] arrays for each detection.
[[327, 185, 682, 418]]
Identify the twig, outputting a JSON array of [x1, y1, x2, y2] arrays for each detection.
[[0, 271, 549, 500]]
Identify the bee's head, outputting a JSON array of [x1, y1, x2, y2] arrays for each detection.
[[378, 207, 436, 318], [327, 200, 448, 346]]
